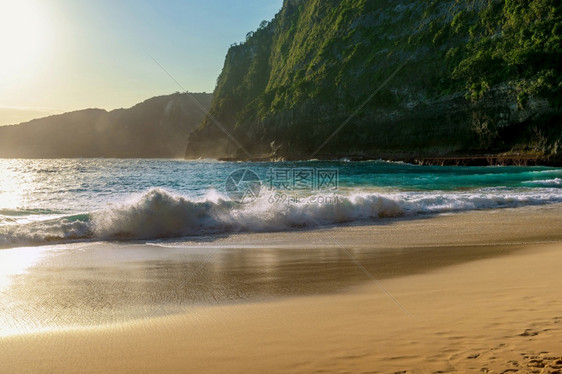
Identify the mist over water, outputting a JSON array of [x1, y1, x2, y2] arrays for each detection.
[[0, 159, 561, 248]]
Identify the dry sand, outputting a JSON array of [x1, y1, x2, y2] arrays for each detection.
[[1, 204, 561, 373]]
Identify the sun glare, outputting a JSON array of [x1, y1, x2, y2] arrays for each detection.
[[0, 165, 23, 210], [0, 0, 53, 84]]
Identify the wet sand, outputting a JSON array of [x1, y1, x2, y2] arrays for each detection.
[[1, 204, 561, 373]]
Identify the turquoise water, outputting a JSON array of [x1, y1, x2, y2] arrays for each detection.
[[0, 159, 560, 247]]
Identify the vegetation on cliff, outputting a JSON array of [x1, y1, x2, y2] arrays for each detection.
[[186, 0, 561, 161], [453, 0, 561, 105]]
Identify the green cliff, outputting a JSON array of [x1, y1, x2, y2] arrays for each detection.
[[186, 0, 561, 163]]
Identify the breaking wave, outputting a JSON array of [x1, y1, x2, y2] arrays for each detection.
[[1, 187, 561, 248]]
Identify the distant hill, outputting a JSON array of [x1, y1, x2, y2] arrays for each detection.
[[186, 0, 561, 163], [0, 92, 212, 158]]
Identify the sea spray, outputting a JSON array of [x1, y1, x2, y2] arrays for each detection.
[[2, 187, 561, 248], [92, 189, 404, 239]]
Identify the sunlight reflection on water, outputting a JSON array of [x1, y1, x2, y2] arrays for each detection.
[[0, 246, 45, 290]]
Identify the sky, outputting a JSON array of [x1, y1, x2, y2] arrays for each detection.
[[0, 0, 283, 126]]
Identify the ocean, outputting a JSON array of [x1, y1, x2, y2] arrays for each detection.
[[0, 159, 561, 249]]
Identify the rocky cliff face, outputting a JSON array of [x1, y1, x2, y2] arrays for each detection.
[[186, 0, 561, 162], [0, 93, 212, 158]]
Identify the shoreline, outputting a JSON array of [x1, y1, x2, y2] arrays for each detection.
[[2, 155, 561, 166], [217, 154, 562, 166], [1, 205, 561, 373]]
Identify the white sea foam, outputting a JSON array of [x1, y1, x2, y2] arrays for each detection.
[[0, 216, 91, 247], [1, 187, 561, 248], [91, 189, 404, 239], [524, 178, 562, 187]]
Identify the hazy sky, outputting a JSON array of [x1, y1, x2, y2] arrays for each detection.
[[0, 0, 282, 125]]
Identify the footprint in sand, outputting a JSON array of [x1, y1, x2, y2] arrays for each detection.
[[520, 328, 539, 337], [500, 369, 517, 373], [527, 359, 546, 368]]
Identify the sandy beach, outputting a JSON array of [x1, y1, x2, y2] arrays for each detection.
[[1, 204, 561, 373]]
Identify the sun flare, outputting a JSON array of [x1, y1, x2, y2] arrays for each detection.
[[0, 0, 53, 83]]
